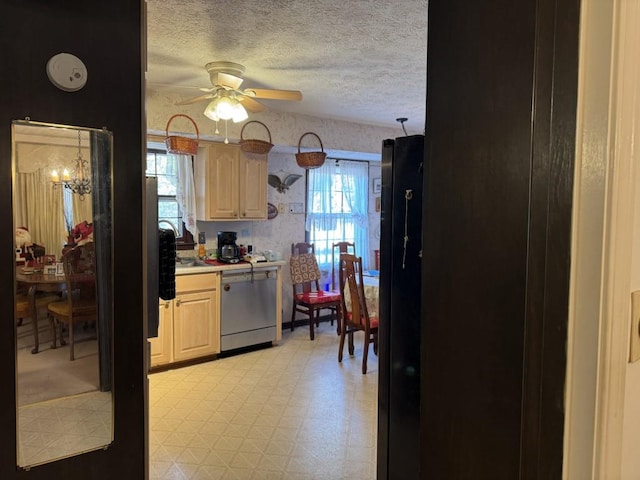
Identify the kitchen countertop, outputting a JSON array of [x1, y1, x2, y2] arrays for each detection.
[[175, 259, 286, 275]]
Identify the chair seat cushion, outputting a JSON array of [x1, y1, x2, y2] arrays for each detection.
[[295, 290, 341, 304], [345, 311, 379, 328], [16, 293, 60, 318], [48, 299, 97, 318]]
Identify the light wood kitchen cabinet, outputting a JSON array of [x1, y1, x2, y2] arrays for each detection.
[[195, 141, 267, 220], [150, 298, 173, 366], [172, 289, 217, 361], [150, 273, 220, 367]]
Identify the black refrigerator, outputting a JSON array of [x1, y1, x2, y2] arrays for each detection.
[[377, 134, 424, 480]]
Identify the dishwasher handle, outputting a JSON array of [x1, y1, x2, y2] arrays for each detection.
[[222, 269, 275, 284]]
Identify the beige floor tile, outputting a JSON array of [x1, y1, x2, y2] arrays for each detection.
[[147, 325, 377, 478]]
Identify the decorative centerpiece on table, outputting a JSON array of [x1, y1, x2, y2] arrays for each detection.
[[15, 227, 32, 265], [15, 227, 46, 270]]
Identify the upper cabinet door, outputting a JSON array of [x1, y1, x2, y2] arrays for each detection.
[[239, 153, 267, 220], [196, 142, 239, 220], [195, 141, 267, 221]]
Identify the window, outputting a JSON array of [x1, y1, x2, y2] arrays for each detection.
[[306, 160, 370, 272], [146, 148, 195, 249]]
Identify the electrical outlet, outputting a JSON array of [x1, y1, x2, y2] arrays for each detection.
[[278, 203, 287, 214], [630, 291, 640, 362]]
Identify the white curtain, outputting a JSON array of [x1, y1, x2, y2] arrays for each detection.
[[71, 189, 93, 229], [306, 159, 370, 269], [305, 161, 337, 232], [174, 153, 198, 237], [339, 160, 369, 267], [15, 168, 66, 257]]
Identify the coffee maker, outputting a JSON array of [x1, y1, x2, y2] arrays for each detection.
[[217, 231, 240, 263]]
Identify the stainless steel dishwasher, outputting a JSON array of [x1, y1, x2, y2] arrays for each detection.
[[220, 266, 277, 351]]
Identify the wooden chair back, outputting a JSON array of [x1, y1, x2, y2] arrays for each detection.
[[338, 252, 378, 373], [331, 241, 356, 290], [291, 242, 314, 255], [290, 251, 322, 295], [289, 243, 342, 340], [291, 243, 319, 294], [48, 241, 97, 360], [338, 253, 370, 330], [62, 242, 97, 310]]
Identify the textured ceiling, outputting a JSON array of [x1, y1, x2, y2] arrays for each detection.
[[146, 0, 428, 132]]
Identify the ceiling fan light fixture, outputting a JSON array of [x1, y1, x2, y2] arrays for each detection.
[[215, 96, 235, 120], [204, 94, 247, 123], [203, 100, 220, 121], [231, 103, 248, 122]]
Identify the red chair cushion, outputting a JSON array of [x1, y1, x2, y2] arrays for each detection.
[[345, 311, 379, 328], [295, 290, 341, 304]]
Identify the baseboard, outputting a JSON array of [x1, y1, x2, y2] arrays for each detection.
[[283, 314, 337, 331]]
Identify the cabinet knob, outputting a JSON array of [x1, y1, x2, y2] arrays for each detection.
[[164, 302, 170, 309], [175, 299, 181, 307], [242, 212, 246, 217]]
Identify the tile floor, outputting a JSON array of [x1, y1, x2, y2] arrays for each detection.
[[18, 391, 113, 467], [149, 322, 378, 479]]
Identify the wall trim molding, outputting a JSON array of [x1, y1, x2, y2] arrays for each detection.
[[593, 0, 640, 477]]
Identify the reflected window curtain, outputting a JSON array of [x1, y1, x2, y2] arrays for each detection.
[[340, 160, 370, 268], [174, 153, 197, 237], [16, 168, 66, 256]]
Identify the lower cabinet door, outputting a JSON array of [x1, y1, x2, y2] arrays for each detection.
[[150, 300, 173, 367], [173, 289, 219, 361]]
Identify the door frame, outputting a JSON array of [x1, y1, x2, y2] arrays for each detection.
[[566, 0, 640, 477]]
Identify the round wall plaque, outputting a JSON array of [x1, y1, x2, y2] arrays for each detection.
[[267, 203, 278, 220]]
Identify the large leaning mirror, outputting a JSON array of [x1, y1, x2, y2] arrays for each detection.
[[12, 120, 114, 468]]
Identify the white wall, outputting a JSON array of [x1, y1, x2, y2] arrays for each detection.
[[147, 90, 410, 158]]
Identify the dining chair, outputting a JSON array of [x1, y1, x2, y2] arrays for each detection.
[[290, 242, 341, 340], [15, 291, 59, 327], [47, 242, 97, 360], [330, 241, 356, 291], [338, 253, 379, 374]]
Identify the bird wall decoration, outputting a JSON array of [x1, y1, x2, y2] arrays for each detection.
[[268, 171, 302, 193]]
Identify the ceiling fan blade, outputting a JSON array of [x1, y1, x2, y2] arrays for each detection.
[[176, 92, 215, 105], [243, 88, 302, 101], [238, 96, 266, 113]]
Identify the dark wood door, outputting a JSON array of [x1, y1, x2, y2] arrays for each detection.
[[419, 0, 579, 478], [0, 1, 147, 478]]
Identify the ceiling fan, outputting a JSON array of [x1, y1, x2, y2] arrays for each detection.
[[177, 61, 303, 117]]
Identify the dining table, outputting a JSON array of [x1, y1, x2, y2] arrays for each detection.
[[16, 270, 65, 354], [343, 273, 379, 319]]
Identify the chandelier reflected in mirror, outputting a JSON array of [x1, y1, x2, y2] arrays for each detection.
[[51, 130, 91, 199]]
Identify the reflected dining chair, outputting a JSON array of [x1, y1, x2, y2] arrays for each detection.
[[338, 253, 379, 374], [16, 292, 59, 325], [290, 242, 341, 340], [47, 242, 97, 360], [15, 289, 60, 343]]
